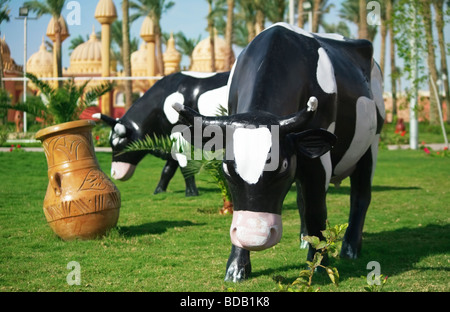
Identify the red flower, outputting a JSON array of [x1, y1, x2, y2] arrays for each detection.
[[423, 147, 431, 154], [10, 144, 14, 148], [95, 135, 100, 141], [9, 148, 13, 152], [400, 131, 406, 137], [17, 144, 21, 149], [444, 146, 449, 151]]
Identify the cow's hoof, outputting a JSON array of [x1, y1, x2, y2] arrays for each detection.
[[185, 189, 199, 197], [340, 240, 359, 259], [153, 187, 166, 195], [224, 262, 251, 283]]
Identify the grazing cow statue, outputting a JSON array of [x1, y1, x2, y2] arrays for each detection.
[[93, 71, 230, 197], [173, 23, 385, 282]]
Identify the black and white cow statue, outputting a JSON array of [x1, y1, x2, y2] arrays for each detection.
[[173, 23, 385, 282], [93, 71, 230, 197]]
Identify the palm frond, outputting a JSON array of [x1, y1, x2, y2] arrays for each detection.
[[122, 133, 176, 156], [25, 72, 53, 97]]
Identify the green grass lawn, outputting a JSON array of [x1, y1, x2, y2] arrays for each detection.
[[0, 148, 449, 292]]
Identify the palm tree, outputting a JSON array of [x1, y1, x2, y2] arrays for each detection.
[[421, 1, 439, 125], [122, 0, 133, 110], [206, 0, 217, 72], [24, 0, 66, 87], [130, 0, 175, 76], [235, 0, 256, 44], [174, 32, 201, 69], [433, 0, 450, 124], [0, 73, 113, 125], [358, 0, 368, 39], [265, 0, 287, 24], [386, 0, 397, 117], [225, 0, 235, 70], [339, 0, 377, 41], [0, 0, 11, 89]]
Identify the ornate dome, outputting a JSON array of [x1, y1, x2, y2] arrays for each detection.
[[140, 16, 154, 42], [67, 29, 102, 74], [95, 0, 117, 24], [46, 16, 70, 42], [163, 33, 181, 75], [131, 42, 148, 77], [27, 38, 53, 77], [0, 35, 11, 63], [190, 34, 234, 72]]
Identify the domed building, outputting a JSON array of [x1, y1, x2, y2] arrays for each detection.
[[190, 34, 234, 72], [1, 36, 25, 129], [66, 28, 114, 75], [27, 38, 53, 79]]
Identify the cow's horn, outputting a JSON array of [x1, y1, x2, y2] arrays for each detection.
[[92, 113, 117, 128], [279, 96, 318, 133]]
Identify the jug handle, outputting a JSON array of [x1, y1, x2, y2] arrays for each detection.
[[50, 172, 62, 197]]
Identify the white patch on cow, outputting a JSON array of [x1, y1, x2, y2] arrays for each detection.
[[316, 48, 337, 94], [370, 134, 380, 183], [327, 122, 336, 134], [114, 123, 126, 137], [224, 60, 237, 106], [198, 86, 228, 116], [320, 151, 332, 191], [181, 71, 217, 79], [314, 33, 345, 41], [112, 137, 119, 147], [334, 96, 377, 177], [233, 127, 272, 184], [371, 63, 385, 119], [170, 132, 190, 167], [266, 22, 314, 38], [164, 92, 185, 124]]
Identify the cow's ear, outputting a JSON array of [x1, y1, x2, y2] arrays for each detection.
[[290, 129, 337, 159]]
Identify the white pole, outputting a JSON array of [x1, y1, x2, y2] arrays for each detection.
[[409, 5, 418, 150], [23, 16, 27, 133], [289, 0, 295, 25]]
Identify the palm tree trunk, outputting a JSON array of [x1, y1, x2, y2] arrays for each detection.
[[155, 22, 165, 75], [433, 1, 450, 124], [208, 1, 216, 72], [225, 0, 234, 70], [297, 0, 305, 28], [387, 0, 397, 118], [54, 16, 63, 88], [122, 0, 133, 110], [312, 0, 321, 33], [379, 9, 387, 77], [422, 1, 439, 125], [358, 0, 368, 39]]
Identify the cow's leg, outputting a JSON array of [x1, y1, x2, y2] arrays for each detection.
[[296, 156, 329, 261], [341, 145, 375, 259], [154, 159, 178, 194], [224, 245, 251, 282], [180, 167, 199, 197], [296, 182, 309, 249]]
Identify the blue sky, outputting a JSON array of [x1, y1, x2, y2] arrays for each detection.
[[1, 0, 449, 92]]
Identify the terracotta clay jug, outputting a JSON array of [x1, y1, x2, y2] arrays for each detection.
[[35, 120, 120, 240]]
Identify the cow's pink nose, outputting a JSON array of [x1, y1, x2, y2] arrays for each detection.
[[230, 211, 282, 251]]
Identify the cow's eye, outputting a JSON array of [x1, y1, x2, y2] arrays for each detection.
[[279, 159, 289, 173]]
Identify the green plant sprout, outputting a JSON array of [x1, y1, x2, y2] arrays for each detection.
[[279, 222, 348, 292]]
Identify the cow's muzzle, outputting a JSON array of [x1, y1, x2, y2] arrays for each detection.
[[111, 161, 136, 181], [230, 211, 282, 251]]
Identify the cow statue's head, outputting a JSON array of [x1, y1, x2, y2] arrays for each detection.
[[172, 98, 336, 251], [92, 113, 147, 181]]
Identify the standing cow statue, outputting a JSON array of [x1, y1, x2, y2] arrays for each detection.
[[173, 23, 385, 282], [93, 71, 230, 197]]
